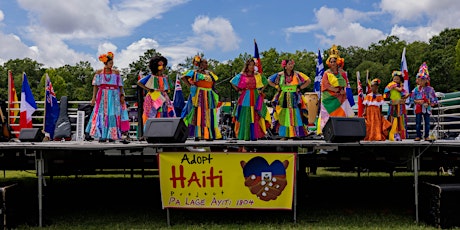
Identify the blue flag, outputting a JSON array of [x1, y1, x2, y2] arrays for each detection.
[[44, 74, 60, 138], [314, 49, 324, 98], [173, 73, 185, 116]]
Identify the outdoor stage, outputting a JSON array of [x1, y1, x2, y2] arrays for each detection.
[[1, 139, 460, 227]]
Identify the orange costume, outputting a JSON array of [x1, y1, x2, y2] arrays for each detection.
[[363, 93, 391, 141]]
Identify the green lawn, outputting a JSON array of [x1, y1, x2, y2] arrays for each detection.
[[1, 169, 458, 229]]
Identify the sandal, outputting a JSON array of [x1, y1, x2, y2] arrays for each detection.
[[414, 137, 421, 141]]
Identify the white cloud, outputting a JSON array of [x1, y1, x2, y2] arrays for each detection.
[[0, 9, 4, 22], [381, 0, 460, 43], [285, 6, 386, 48], [190, 16, 240, 52], [0, 33, 38, 65]]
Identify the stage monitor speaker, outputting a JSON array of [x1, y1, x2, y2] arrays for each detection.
[[323, 117, 366, 143], [19, 128, 44, 142], [144, 118, 187, 143]]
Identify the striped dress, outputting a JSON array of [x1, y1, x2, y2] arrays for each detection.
[[138, 74, 176, 123], [268, 71, 309, 138], [181, 70, 222, 140], [230, 72, 271, 140], [318, 69, 355, 135]]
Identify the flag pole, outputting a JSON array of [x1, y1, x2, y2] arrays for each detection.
[[7, 70, 12, 125], [43, 73, 48, 129]]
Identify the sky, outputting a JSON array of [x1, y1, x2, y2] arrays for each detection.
[[0, 0, 459, 71]]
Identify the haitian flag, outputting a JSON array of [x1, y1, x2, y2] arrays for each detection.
[[20, 73, 37, 129], [343, 71, 355, 107], [314, 49, 324, 98], [254, 39, 263, 73], [172, 73, 185, 116], [44, 74, 60, 138]]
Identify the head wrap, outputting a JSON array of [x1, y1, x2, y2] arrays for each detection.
[[326, 45, 344, 67], [98, 52, 114, 64], [371, 78, 381, 86], [417, 62, 430, 81]]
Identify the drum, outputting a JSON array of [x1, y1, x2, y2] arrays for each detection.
[[304, 92, 319, 125]]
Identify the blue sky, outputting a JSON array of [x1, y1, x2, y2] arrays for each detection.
[[0, 0, 459, 70]]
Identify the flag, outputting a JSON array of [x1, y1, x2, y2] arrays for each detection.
[[357, 71, 364, 117], [254, 39, 263, 73], [20, 73, 37, 129], [400, 47, 410, 108], [172, 73, 185, 116], [44, 74, 60, 139], [365, 70, 371, 94], [8, 70, 19, 124], [314, 49, 324, 98], [343, 71, 355, 107]]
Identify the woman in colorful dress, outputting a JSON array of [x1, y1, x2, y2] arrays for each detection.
[[137, 56, 175, 124], [86, 52, 129, 142], [181, 56, 221, 141], [383, 71, 409, 141], [268, 59, 311, 139], [230, 58, 271, 141], [363, 78, 392, 141], [317, 45, 355, 135]]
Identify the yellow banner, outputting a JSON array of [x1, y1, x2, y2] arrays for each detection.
[[159, 152, 296, 209]]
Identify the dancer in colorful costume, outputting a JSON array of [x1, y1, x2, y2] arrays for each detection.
[[268, 59, 311, 139], [363, 79, 392, 141], [181, 56, 221, 141], [86, 52, 129, 142], [317, 45, 355, 135], [230, 58, 271, 141], [410, 62, 438, 141], [137, 56, 175, 124], [384, 71, 409, 141]]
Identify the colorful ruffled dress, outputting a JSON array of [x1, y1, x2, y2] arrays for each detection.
[[363, 93, 392, 141], [384, 81, 408, 141], [138, 74, 175, 123], [181, 70, 222, 140], [318, 70, 355, 135], [268, 71, 309, 138], [86, 71, 129, 140], [230, 72, 271, 140]]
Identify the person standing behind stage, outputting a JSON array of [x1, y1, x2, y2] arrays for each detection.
[[384, 71, 409, 141], [181, 56, 221, 141], [86, 52, 129, 142], [230, 58, 271, 141], [268, 59, 311, 139], [317, 45, 354, 135], [137, 56, 175, 124], [410, 62, 438, 141], [363, 79, 392, 141]]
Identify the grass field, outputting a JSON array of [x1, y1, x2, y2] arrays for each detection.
[[1, 169, 459, 229]]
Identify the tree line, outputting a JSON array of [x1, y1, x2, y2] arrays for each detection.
[[1, 28, 460, 105]]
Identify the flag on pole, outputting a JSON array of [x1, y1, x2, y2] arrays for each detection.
[[20, 73, 37, 129], [343, 72, 355, 107], [365, 70, 371, 94], [172, 73, 185, 116], [400, 47, 410, 108], [254, 39, 263, 73], [314, 49, 324, 98], [8, 70, 19, 124], [357, 71, 364, 117], [44, 74, 60, 139]]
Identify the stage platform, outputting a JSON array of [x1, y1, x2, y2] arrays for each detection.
[[0, 139, 459, 175]]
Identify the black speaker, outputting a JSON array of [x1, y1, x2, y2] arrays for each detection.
[[19, 128, 44, 142], [323, 117, 366, 142], [144, 118, 187, 143], [421, 182, 460, 229]]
